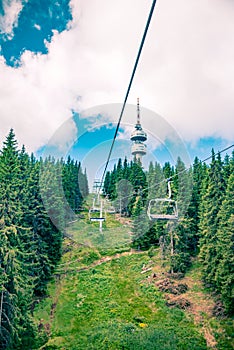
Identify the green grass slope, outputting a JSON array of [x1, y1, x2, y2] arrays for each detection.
[[33, 211, 234, 350]]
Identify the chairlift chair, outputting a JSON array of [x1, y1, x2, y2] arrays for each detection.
[[105, 204, 116, 214], [88, 208, 105, 222], [89, 196, 106, 222], [104, 198, 116, 214], [105, 207, 116, 214], [147, 180, 178, 221]]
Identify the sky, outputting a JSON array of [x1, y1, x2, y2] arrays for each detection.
[[0, 0, 234, 185]]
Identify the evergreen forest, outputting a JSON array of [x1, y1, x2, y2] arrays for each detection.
[[0, 129, 233, 349], [103, 153, 234, 314], [0, 130, 88, 349]]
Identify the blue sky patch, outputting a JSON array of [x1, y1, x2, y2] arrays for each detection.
[[0, 0, 72, 66], [0, 2, 4, 16]]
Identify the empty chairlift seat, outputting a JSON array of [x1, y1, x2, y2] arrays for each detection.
[[147, 198, 178, 221], [147, 180, 178, 221], [88, 208, 105, 222]]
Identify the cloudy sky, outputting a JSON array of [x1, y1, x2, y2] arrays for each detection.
[[0, 0, 233, 183]]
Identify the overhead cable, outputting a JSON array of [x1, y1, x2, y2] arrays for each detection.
[[117, 143, 234, 202], [98, 0, 158, 193]]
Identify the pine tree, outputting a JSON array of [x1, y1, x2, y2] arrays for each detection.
[[146, 162, 167, 249], [147, 161, 154, 191], [147, 162, 166, 200], [222, 152, 233, 186], [39, 157, 65, 265], [0, 129, 21, 226], [174, 157, 192, 217], [0, 221, 14, 349], [214, 170, 234, 313], [181, 157, 208, 256], [199, 150, 226, 287], [103, 171, 111, 197], [21, 157, 54, 296], [167, 158, 193, 272], [128, 161, 147, 215], [83, 168, 89, 198], [116, 158, 123, 181], [131, 195, 149, 249], [77, 163, 89, 200], [115, 179, 133, 216], [62, 157, 84, 215], [108, 165, 118, 200], [123, 157, 130, 179], [0, 131, 36, 348]]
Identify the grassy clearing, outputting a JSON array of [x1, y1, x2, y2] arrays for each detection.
[[33, 210, 234, 350], [66, 210, 133, 256], [34, 253, 207, 349]]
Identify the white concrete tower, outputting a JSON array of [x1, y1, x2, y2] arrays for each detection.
[[131, 98, 147, 163]]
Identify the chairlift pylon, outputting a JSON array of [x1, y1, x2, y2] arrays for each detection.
[[147, 179, 178, 221]]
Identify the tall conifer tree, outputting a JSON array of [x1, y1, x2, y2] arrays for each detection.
[[214, 166, 234, 312], [199, 150, 226, 286]]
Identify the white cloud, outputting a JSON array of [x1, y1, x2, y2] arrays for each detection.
[[44, 117, 78, 155], [0, 0, 24, 39], [0, 0, 234, 153], [34, 23, 41, 31]]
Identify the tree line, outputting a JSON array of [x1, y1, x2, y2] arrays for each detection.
[[0, 127, 232, 349], [0, 129, 88, 349], [103, 151, 234, 314]]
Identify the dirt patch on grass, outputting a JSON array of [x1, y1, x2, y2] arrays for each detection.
[[155, 278, 188, 295], [165, 295, 191, 309], [149, 268, 218, 349], [181, 275, 215, 318], [114, 214, 133, 227]]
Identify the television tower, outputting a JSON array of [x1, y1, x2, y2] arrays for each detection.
[[131, 98, 147, 163]]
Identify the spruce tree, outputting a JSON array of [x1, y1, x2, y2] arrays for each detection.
[[131, 195, 149, 249], [39, 157, 65, 264], [147, 161, 167, 248], [185, 157, 207, 254], [128, 161, 147, 215], [103, 171, 111, 197], [116, 158, 123, 181], [22, 157, 54, 296], [0, 129, 21, 226], [199, 150, 226, 287], [108, 165, 118, 200], [214, 170, 234, 313], [167, 158, 192, 272], [115, 179, 133, 216], [0, 131, 36, 349]]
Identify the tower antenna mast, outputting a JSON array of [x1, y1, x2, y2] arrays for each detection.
[[137, 97, 140, 125]]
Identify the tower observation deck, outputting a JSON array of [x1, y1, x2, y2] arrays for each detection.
[[131, 98, 147, 163]]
